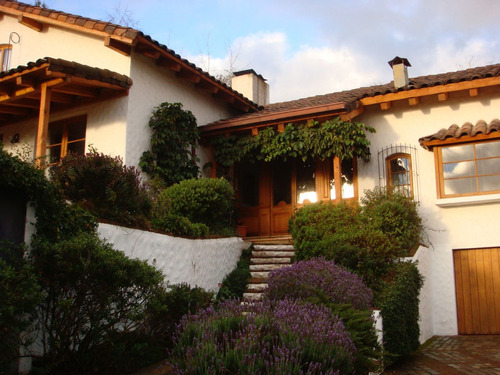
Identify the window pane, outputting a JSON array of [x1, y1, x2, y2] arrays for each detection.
[[297, 160, 317, 204], [67, 140, 85, 156], [443, 161, 475, 178], [476, 141, 500, 159], [2, 48, 11, 71], [238, 162, 259, 207], [478, 175, 500, 192], [49, 123, 63, 145], [341, 159, 354, 199], [444, 177, 476, 195], [68, 121, 86, 142], [273, 160, 292, 205], [442, 144, 474, 163], [46, 145, 61, 164], [477, 158, 500, 175]]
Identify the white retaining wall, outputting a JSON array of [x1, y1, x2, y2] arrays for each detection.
[[97, 223, 249, 292]]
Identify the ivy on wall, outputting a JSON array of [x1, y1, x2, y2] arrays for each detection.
[[209, 117, 375, 168]]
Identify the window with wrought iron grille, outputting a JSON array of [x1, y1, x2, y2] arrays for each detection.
[[378, 144, 419, 200]]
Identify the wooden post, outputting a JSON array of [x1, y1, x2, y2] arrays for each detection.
[[35, 83, 52, 166]]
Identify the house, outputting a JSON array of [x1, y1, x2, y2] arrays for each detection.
[[1, 0, 498, 345], [201, 58, 500, 338]]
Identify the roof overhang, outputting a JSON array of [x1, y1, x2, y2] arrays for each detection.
[[0, 57, 132, 125]]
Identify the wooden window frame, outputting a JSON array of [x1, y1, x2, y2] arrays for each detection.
[[46, 115, 87, 164], [386, 152, 413, 197], [331, 156, 358, 203], [0, 44, 12, 72], [434, 137, 500, 198]]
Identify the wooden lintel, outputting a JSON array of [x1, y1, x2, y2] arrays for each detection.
[[408, 97, 420, 106], [35, 84, 51, 165], [469, 88, 479, 97], [18, 15, 43, 32], [251, 127, 258, 136], [437, 93, 449, 101], [380, 102, 392, 110], [104, 36, 131, 56], [277, 123, 285, 133], [156, 56, 182, 72]]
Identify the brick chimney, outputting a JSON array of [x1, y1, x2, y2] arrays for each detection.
[[231, 69, 269, 106], [388, 56, 411, 89]]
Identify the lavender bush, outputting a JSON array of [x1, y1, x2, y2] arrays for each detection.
[[167, 299, 356, 374], [265, 258, 372, 310]]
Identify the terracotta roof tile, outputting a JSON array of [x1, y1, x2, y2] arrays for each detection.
[[0, 57, 133, 89], [419, 119, 500, 149]]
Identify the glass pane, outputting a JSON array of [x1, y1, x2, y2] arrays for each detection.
[[444, 177, 476, 195], [341, 159, 354, 199], [297, 160, 317, 204], [477, 158, 500, 175], [49, 123, 63, 146], [68, 121, 87, 142], [442, 144, 474, 163], [329, 162, 335, 200], [273, 160, 291, 205], [46, 145, 61, 164], [2, 48, 11, 71], [443, 161, 476, 178], [476, 141, 500, 159], [238, 163, 259, 207], [479, 175, 500, 192], [67, 140, 85, 156]]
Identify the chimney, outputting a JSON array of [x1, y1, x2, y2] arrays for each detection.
[[388, 56, 411, 89], [231, 69, 269, 106]]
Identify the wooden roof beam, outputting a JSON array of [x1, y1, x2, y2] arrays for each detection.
[[438, 93, 449, 101], [52, 85, 100, 98], [469, 88, 479, 97], [380, 102, 392, 110], [0, 105, 31, 115], [16, 76, 36, 88], [156, 55, 182, 72], [135, 42, 161, 59], [409, 97, 420, 106], [18, 15, 43, 32], [104, 36, 131, 56], [176, 69, 201, 84], [196, 79, 219, 94]]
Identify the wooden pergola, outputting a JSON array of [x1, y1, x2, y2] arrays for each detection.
[[0, 57, 132, 162]]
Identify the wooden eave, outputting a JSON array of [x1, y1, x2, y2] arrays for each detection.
[[0, 62, 130, 126], [200, 101, 348, 136], [360, 76, 500, 108]]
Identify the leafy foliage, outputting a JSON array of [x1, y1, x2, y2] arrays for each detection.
[[0, 243, 41, 373], [49, 149, 151, 228], [140, 102, 200, 187], [378, 261, 423, 361], [216, 248, 251, 301], [153, 177, 234, 235], [168, 299, 356, 374], [210, 117, 375, 168], [265, 258, 372, 310]]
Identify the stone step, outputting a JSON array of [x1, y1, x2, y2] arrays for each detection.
[[246, 283, 268, 292], [250, 263, 291, 272], [251, 257, 292, 264], [252, 250, 295, 258], [250, 271, 270, 279], [253, 244, 295, 251], [243, 292, 262, 301]]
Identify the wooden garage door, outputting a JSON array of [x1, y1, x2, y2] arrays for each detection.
[[453, 248, 500, 334]]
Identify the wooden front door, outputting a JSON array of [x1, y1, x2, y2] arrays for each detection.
[[453, 248, 500, 334]]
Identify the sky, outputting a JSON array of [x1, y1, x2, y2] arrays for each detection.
[[48, 0, 500, 103]]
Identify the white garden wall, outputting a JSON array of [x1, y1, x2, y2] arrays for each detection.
[[97, 223, 249, 292]]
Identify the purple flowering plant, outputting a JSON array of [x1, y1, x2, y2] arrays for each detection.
[[167, 298, 356, 374]]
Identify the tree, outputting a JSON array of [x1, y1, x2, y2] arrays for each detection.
[[106, 3, 138, 28]]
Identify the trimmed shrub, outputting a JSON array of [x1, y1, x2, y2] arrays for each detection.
[[377, 261, 423, 360], [168, 299, 356, 374], [265, 258, 372, 310], [152, 214, 210, 238], [153, 177, 234, 235], [49, 149, 151, 228]]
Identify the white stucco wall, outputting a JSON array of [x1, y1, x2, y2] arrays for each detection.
[[1, 14, 131, 75], [356, 88, 500, 335], [97, 223, 249, 292]]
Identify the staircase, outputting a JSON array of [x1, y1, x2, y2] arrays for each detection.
[[243, 244, 295, 301]]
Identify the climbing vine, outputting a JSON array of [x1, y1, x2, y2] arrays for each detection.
[[210, 117, 375, 167], [140, 102, 200, 187]]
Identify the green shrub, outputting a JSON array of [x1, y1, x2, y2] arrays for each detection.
[[377, 261, 423, 361], [0, 243, 41, 373], [49, 149, 151, 228], [154, 177, 234, 235], [152, 214, 210, 238], [30, 233, 167, 374], [216, 248, 251, 301]]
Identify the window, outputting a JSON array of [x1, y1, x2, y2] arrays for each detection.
[[378, 144, 419, 200], [329, 157, 357, 201], [437, 140, 500, 197], [386, 153, 413, 196], [0, 44, 12, 72], [46, 116, 86, 164]]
